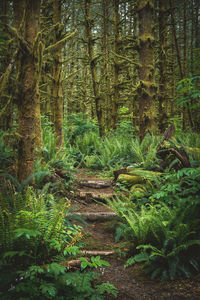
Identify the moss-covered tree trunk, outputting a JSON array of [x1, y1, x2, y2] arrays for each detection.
[[14, 0, 42, 182], [158, 0, 168, 133], [111, 0, 119, 130], [0, 0, 13, 131], [68, 0, 75, 115], [84, 0, 103, 136], [137, 0, 156, 141], [102, 0, 112, 130], [51, 0, 64, 147]]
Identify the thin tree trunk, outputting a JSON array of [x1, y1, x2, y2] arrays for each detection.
[[169, 27, 175, 117], [169, 0, 183, 78], [190, 0, 194, 75], [158, 0, 168, 133], [112, 0, 119, 130], [170, 0, 193, 130], [102, 0, 112, 129], [68, 0, 75, 114], [84, 0, 103, 136], [51, 0, 64, 147], [137, 0, 156, 141]]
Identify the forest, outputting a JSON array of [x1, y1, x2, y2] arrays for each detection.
[[0, 0, 200, 299]]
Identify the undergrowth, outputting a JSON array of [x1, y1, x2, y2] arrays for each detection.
[[0, 183, 117, 299], [106, 167, 200, 280]]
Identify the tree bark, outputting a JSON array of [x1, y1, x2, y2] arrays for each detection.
[[137, 0, 156, 141], [158, 0, 168, 133], [14, 0, 42, 182], [111, 0, 119, 130], [84, 0, 103, 136], [102, 0, 112, 130], [51, 0, 64, 147]]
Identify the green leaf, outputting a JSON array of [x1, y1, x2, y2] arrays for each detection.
[[14, 228, 41, 239], [3, 251, 26, 258], [40, 282, 57, 297], [46, 263, 66, 276]]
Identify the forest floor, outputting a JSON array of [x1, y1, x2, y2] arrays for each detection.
[[69, 169, 200, 300]]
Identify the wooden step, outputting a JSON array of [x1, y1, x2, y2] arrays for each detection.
[[79, 179, 112, 189], [81, 250, 115, 256], [79, 190, 114, 200], [68, 211, 118, 221]]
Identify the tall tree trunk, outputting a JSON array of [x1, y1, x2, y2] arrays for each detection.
[[0, 0, 12, 130], [158, 0, 168, 133], [137, 0, 156, 141], [112, 0, 119, 130], [169, 0, 183, 78], [194, 0, 200, 75], [14, 0, 42, 182], [169, 26, 175, 117], [84, 0, 103, 136], [170, 0, 193, 130], [102, 0, 112, 129], [182, 0, 187, 130], [190, 0, 194, 75], [51, 0, 64, 147], [68, 0, 75, 114]]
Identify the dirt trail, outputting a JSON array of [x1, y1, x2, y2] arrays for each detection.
[[70, 169, 200, 300]]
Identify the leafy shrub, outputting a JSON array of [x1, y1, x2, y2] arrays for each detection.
[[150, 167, 200, 206], [65, 113, 98, 141], [106, 167, 200, 280], [127, 219, 200, 280], [69, 127, 161, 171], [0, 185, 117, 299]]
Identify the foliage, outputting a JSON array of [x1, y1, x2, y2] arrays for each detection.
[[150, 167, 200, 206], [32, 117, 75, 189], [70, 130, 161, 171], [0, 185, 116, 299], [106, 196, 173, 249], [106, 168, 200, 280], [115, 120, 135, 136], [65, 113, 98, 141], [176, 76, 200, 110], [79, 256, 110, 270], [0, 130, 15, 171]]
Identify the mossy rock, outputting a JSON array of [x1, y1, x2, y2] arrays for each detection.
[[117, 174, 146, 184]]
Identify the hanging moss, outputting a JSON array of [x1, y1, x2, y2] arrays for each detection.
[[137, 0, 154, 11], [44, 30, 77, 54]]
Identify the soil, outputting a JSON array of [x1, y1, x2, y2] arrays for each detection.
[[69, 169, 200, 300]]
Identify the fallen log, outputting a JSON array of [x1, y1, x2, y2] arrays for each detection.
[[117, 174, 146, 184], [113, 168, 128, 181], [158, 140, 191, 168], [63, 259, 83, 269], [126, 167, 162, 179]]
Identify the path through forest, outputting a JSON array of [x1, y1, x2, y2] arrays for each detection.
[[69, 170, 200, 300]]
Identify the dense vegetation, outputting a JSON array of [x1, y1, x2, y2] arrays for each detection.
[[0, 0, 200, 298]]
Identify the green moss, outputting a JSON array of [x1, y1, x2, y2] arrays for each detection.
[[137, 0, 154, 11], [138, 33, 154, 45]]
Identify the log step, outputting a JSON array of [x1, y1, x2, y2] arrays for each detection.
[[79, 190, 114, 200], [81, 250, 115, 256], [68, 211, 118, 221], [79, 179, 112, 189]]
